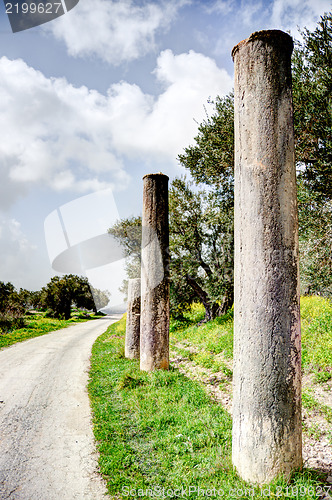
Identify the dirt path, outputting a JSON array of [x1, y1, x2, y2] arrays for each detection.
[[0, 315, 121, 500]]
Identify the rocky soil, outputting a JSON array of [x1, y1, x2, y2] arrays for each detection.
[[171, 341, 332, 486]]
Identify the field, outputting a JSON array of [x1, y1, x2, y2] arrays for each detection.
[[88, 296, 332, 499], [0, 310, 103, 349]]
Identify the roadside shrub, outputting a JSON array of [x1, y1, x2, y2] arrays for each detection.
[[0, 309, 25, 333]]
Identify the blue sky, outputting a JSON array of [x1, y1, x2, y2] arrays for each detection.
[[0, 0, 329, 307]]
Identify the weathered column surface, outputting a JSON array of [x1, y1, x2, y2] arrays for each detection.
[[125, 278, 141, 359], [232, 30, 302, 484], [140, 173, 170, 371]]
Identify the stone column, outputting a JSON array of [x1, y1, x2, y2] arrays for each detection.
[[232, 30, 302, 484], [140, 173, 170, 371], [125, 278, 141, 359]]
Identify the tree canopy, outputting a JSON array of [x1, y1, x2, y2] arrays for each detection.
[[178, 12, 332, 202], [108, 216, 142, 300], [178, 94, 234, 190], [169, 178, 233, 319], [292, 12, 332, 200], [0, 277, 110, 326], [109, 179, 233, 321], [178, 12, 332, 297], [0, 281, 26, 331], [40, 275, 109, 319]]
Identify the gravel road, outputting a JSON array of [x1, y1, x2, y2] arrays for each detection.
[[0, 315, 121, 500]]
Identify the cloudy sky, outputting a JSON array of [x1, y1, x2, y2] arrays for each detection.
[[0, 0, 329, 307]]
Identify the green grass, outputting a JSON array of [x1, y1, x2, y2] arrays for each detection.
[[302, 390, 332, 423], [170, 306, 234, 360], [88, 306, 330, 499], [302, 422, 323, 441], [191, 352, 232, 376], [313, 370, 332, 384], [301, 296, 332, 371], [172, 297, 332, 375], [0, 311, 98, 349]]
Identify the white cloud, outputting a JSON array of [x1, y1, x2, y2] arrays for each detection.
[[0, 56, 128, 209], [45, 0, 190, 65], [107, 49, 233, 158], [0, 218, 48, 290], [213, 0, 330, 58], [0, 51, 232, 208], [271, 0, 331, 35], [204, 0, 235, 15], [1, 218, 35, 252], [241, 0, 264, 27]]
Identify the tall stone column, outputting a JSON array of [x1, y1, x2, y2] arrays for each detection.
[[140, 173, 170, 371], [125, 278, 141, 359], [232, 30, 302, 484]]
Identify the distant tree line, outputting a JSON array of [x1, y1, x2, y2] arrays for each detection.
[[109, 12, 332, 322], [0, 275, 110, 332]]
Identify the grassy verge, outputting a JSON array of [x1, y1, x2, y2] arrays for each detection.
[[88, 301, 330, 499], [171, 297, 332, 376], [302, 390, 332, 423], [170, 306, 234, 361], [301, 296, 332, 381], [0, 310, 103, 349]]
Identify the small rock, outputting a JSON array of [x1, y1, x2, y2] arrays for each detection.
[[326, 476, 332, 484]]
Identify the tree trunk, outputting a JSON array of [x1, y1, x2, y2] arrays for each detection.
[[185, 274, 219, 322], [217, 288, 234, 316]]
